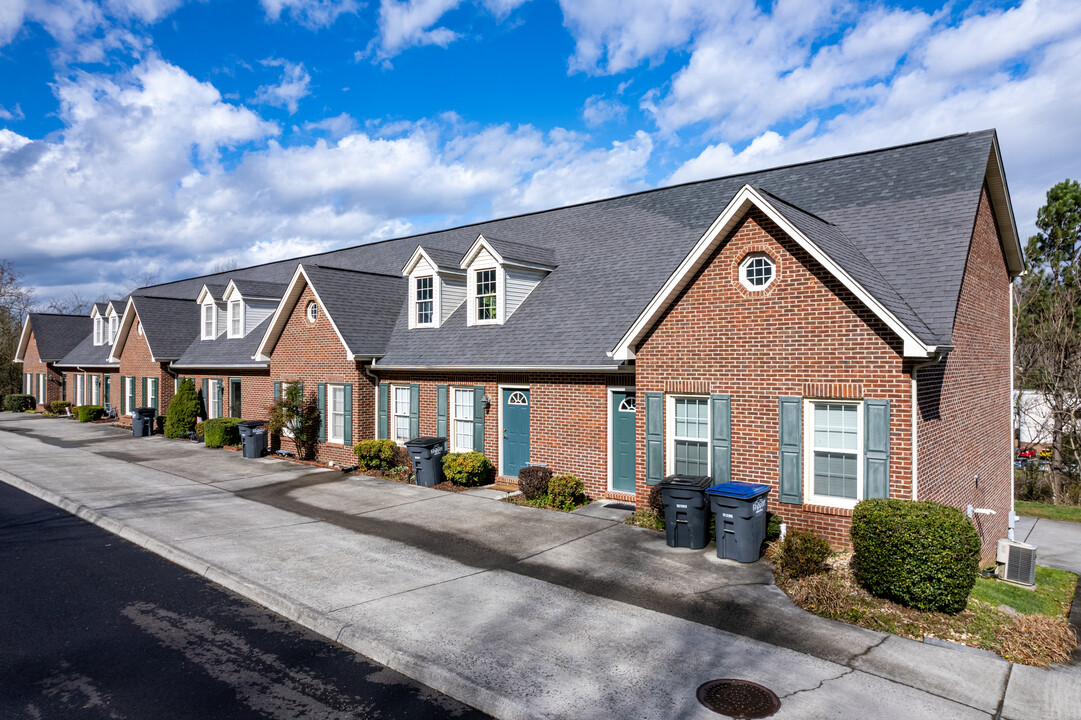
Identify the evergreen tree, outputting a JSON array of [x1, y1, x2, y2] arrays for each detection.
[[164, 378, 200, 438]]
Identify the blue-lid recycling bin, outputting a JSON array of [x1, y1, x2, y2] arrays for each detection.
[[706, 482, 770, 562]]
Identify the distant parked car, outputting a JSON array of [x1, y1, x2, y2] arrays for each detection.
[[1017, 448, 1037, 459], [1039, 447, 1053, 460]]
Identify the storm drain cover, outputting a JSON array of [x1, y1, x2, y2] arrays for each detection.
[[696, 679, 780, 718]]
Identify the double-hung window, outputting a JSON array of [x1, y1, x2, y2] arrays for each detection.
[[202, 303, 215, 339], [126, 377, 135, 414], [228, 301, 242, 337], [671, 396, 710, 476], [451, 387, 474, 452], [91, 375, 101, 405], [391, 385, 411, 443], [475, 269, 497, 322], [148, 378, 159, 412], [328, 384, 345, 444], [807, 402, 862, 504], [415, 277, 434, 326], [94, 317, 103, 345], [208, 379, 221, 419], [109, 315, 118, 343]]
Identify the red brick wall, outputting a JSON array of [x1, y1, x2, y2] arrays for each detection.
[[115, 315, 173, 426], [174, 370, 271, 423], [20, 330, 63, 409], [917, 187, 1013, 561], [65, 370, 121, 410], [374, 372, 631, 498], [267, 285, 368, 466], [634, 209, 914, 548]]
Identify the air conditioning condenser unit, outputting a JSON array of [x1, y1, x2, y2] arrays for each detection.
[[996, 539, 1037, 587]]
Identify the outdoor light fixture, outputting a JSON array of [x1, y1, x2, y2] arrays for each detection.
[[483, 393, 491, 411]]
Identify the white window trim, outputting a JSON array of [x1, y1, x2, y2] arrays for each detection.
[[738, 252, 776, 291], [201, 302, 217, 340], [208, 379, 221, 419], [390, 384, 412, 444], [450, 386, 475, 453], [606, 386, 635, 492], [412, 276, 437, 329], [39, 374, 46, 404], [327, 383, 346, 445], [306, 302, 319, 323], [126, 377, 135, 415], [496, 383, 528, 477], [665, 394, 712, 478], [227, 300, 244, 338], [471, 267, 503, 326], [803, 399, 864, 509], [109, 314, 118, 344], [91, 375, 101, 406], [94, 317, 103, 346]]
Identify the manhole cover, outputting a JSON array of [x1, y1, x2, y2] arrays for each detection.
[[697, 679, 780, 718]]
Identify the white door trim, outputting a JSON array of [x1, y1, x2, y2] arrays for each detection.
[[607, 386, 636, 492]]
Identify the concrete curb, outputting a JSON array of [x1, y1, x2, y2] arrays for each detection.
[[1, 471, 548, 720]]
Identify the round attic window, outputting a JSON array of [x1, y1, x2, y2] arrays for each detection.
[[306, 302, 319, 323], [739, 253, 775, 291]]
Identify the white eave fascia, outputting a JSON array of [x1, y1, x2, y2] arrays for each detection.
[[610, 184, 937, 360], [252, 264, 356, 363], [460, 235, 501, 269], [370, 361, 631, 373], [14, 316, 32, 363], [171, 363, 269, 369], [986, 134, 1024, 277], [107, 297, 139, 363], [221, 280, 242, 303]]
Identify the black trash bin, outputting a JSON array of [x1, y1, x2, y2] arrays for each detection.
[[404, 436, 447, 487], [658, 474, 713, 549], [706, 482, 770, 562], [238, 420, 267, 458], [132, 407, 156, 437]]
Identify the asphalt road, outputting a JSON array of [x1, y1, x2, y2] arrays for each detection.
[[0, 481, 489, 720]]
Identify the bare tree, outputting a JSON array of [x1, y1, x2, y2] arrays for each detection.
[[0, 260, 35, 396], [209, 257, 239, 274], [128, 271, 160, 293], [44, 291, 93, 315]]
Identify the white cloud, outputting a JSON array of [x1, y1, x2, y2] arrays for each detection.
[[368, 0, 530, 59], [0, 0, 28, 46], [0, 104, 25, 121], [259, 0, 359, 28], [303, 113, 358, 138], [582, 94, 627, 127], [254, 59, 312, 114]]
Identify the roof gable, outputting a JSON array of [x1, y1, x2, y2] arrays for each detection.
[[15, 313, 90, 363]]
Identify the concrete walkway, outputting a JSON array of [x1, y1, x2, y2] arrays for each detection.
[[1, 413, 1078, 720]]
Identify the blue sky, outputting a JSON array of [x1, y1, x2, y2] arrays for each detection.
[[1, 0, 1078, 305]]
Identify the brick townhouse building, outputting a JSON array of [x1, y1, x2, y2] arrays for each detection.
[[14, 130, 1022, 554]]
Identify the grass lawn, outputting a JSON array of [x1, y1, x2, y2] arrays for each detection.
[[1015, 500, 1081, 523], [971, 566, 1077, 615]]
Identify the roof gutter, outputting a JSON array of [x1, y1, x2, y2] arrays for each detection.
[[170, 363, 270, 369], [369, 361, 632, 373]]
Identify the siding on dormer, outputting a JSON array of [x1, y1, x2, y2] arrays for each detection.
[[441, 275, 466, 323], [505, 266, 546, 318], [245, 300, 277, 335]]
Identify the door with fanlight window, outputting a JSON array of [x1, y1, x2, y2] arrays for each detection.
[[610, 390, 636, 492], [501, 388, 530, 477]]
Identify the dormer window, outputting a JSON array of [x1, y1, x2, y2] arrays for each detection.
[[202, 303, 216, 340], [415, 277, 434, 326], [228, 300, 243, 338], [93, 317, 103, 346], [108, 314, 118, 344], [475, 269, 498, 322]]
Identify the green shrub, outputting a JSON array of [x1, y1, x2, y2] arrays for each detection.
[[766, 513, 783, 542], [204, 417, 242, 448], [518, 465, 552, 500], [76, 405, 104, 423], [772, 529, 831, 579], [353, 438, 399, 470], [4, 394, 35, 412], [648, 484, 664, 514], [267, 382, 321, 460], [50, 400, 72, 415], [548, 474, 586, 511], [164, 378, 200, 438], [442, 451, 492, 487], [851, 499, 980, 613], [195, 420, 205, 438]]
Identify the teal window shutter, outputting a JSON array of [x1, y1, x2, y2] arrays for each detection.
[[218, 378, 224, 417], [377, 382, 388, 439], [710, 394, 731, 484], [864, 399, 891, 499], [104, 375, 110, 405], [142, 377, 148, 407], [778, 397, 803, 504], [343, 383, 353, 446], [436, 385, 447, 438], [62, 373, 67, 402], [273, 381, 281, 402], [202, 379, 208, 417], [472, 386, 485, 452], [645, 392, 664, 485], [296, 381, 303, 400], [409, 383, 420, 438], [152, 378, 159, 413], [317, 382, 326, 443]]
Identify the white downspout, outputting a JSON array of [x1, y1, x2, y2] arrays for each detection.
[[1009, 278, 1018, 540]]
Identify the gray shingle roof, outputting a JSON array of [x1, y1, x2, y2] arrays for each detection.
[[173, 316, 273, 368], [479, 235, 557, 268], [302, 265, 405, 357], [134, 296, 202, 360], [125, 131, 1002, 366], [56, 332, 119, 368], [418, 247, 464, 271], [230, 280, 287, 300], [27, 313, 90, 361]]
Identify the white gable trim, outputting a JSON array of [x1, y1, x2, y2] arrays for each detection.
[[403, 246, 464, 276], [461, 235, 502, 269], [986, 134, 1023, 276], [253, 264, 358, 362], [13, 316, 31, 363], [611, 184, 936, 360], [195, 284, 219, 304], [108, 297, 140, 363]]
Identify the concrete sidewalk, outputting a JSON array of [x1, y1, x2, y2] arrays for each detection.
[[1, 414, 1077, 720]]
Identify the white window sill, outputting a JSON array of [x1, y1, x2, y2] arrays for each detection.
[[806, 494, 859, 510]]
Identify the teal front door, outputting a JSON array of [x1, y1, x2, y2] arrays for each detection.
[[502, 388, 530, 477], [611, 390, 636, 492]]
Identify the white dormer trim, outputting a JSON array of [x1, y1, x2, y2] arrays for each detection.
[[107, 311, 118, 345], [410, 275, 437, 329], [227, 299, 243, 338], [403, 246, 467, 330], [195, 284, 218, 305], [201, 300, 217, 340], [402, 246, 465, 277], [14, 315, 31, 363], [610, 184, 937, 361], [460, 234, 556, 272], [253, 264, 365, 362], [93, 315, 104, 346], [108, 297, 140, 362]]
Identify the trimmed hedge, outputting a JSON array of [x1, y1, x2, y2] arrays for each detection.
[[76, 405, 105, 422], [548, 474, 586, 511], [50, 400, 72, 415], [204, 417, 242, 448], [518, 465, 552, 500], [353, 438, 399, 470], [442, 451, 492, 487], [4, 394, 35, 412], [851, 498, 981, 613], [165, 378, 200, 438]]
